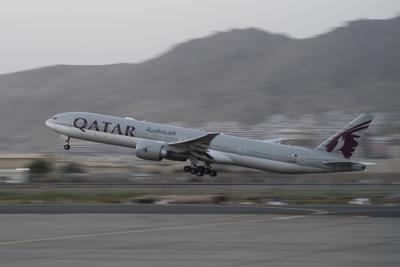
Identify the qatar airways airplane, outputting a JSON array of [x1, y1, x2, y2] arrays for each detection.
[[45, 112, 374, 177]]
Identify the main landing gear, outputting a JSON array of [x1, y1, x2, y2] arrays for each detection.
[[183, 164, 217, 177]]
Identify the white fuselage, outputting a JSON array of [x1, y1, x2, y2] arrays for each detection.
[[45, 112, 366, 174]]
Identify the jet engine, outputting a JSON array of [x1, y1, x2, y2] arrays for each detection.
[[136, 139, 168, 161]]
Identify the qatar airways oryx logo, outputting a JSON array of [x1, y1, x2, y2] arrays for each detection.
[[325, 120, 371, 158]]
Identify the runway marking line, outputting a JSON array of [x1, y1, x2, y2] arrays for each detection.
[[219, 214, 258, 222], [0, 206, 325, 247], [262, 206, 328, 215], [353, 215, 369, 219], [329, 208, 397, 214], [274, 215, 306, 220], [0, 215, 306, 247]]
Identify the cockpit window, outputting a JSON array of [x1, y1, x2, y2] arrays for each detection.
[[52, 116, 58, 120]]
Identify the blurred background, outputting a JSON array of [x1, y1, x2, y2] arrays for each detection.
[[1, 0, 400, 204]]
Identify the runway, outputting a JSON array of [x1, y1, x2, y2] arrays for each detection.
[[0, 212, 399, 267], [1, 203, 399, 266], [0, 203, 400, 217]]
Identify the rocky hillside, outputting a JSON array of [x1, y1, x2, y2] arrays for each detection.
[[0, 16, 399, 150]]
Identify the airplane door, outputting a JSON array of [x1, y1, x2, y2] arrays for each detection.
[[288, 154, 304, 165], [238, 145, 247, 156], [289, 154, 298, 163], [298, 155, 306, 165], [66, 117, 72, 126]]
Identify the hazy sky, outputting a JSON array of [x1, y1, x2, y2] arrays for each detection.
[[0, 0, 399, 74]]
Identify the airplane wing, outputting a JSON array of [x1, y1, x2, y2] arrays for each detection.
[[168, 133, 220, 161], [262, 138, 292, 144], [169, 133, 220, 147]]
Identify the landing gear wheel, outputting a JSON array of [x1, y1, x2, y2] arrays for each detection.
[[197, 166, 205, 173], [209, 170, 217, 177], [190, 167, 197, 175], [196, 170, 204, 177], [64, 144, 71, 150], [183, 166, 192, 172]]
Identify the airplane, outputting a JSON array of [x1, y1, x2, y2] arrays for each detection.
[[45, 112, 374, 177]]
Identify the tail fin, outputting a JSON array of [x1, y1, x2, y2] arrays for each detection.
[[316, 113, 374, 159]]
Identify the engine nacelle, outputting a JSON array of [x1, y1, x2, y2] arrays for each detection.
[[135, 139, 167, 161]]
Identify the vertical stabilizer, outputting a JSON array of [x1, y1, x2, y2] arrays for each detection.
[[316, 113, 374, 159]]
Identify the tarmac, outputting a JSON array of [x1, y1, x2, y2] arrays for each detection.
[[0, 205, 399, 266], [0, 203, 400, 217]]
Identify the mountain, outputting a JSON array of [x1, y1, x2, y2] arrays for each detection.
[[1, 16, 400, 151]]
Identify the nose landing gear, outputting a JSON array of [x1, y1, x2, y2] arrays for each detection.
[[62, 135, 71, 150]]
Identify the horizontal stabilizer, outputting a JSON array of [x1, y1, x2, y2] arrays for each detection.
[[322, 161, 362, 167], [358, 162, 376, 166]]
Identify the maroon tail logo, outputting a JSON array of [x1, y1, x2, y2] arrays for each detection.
[[325, 120, 371, 158]]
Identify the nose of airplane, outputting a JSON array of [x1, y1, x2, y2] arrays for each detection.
[[45, 115, 59, 129], [45, 118, 53, 128]]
